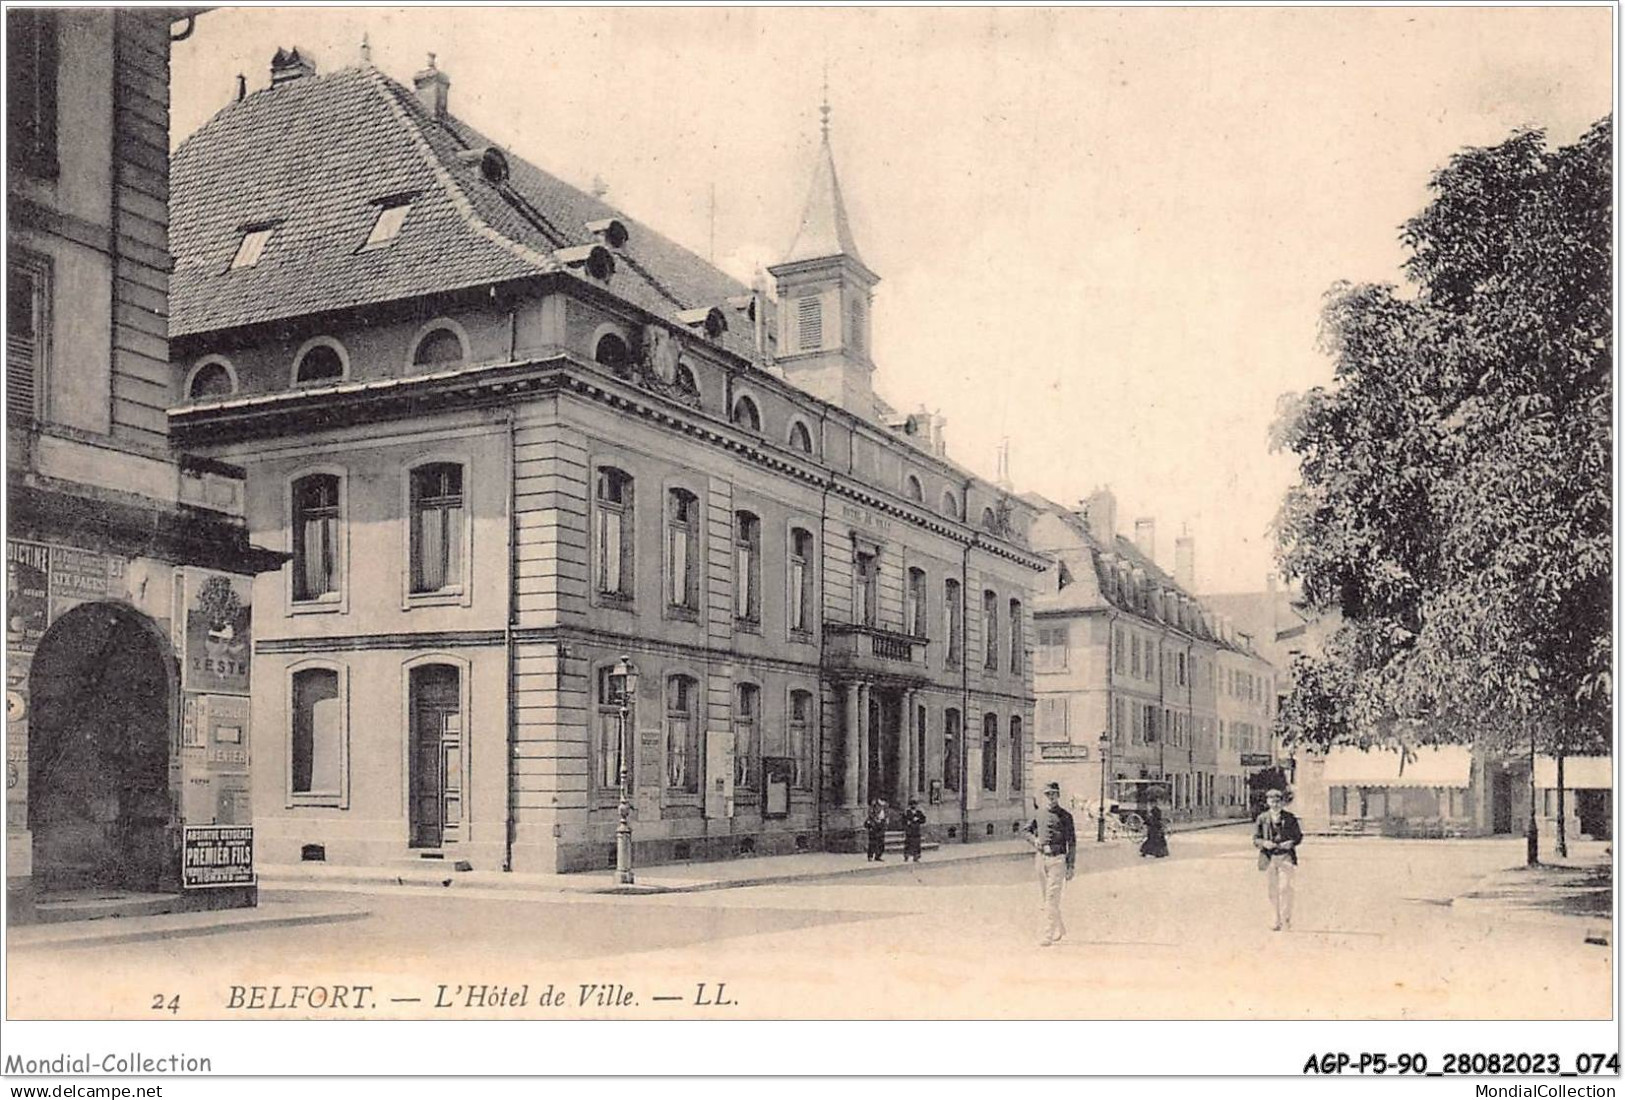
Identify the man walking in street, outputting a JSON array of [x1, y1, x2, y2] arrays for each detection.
[[1254, 788, 1303, 931], [902, 798, 927, 862], [1026, 781, 1076, 946]]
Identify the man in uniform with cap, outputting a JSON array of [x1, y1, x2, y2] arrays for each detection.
[[1025, 781, 1077, 946]]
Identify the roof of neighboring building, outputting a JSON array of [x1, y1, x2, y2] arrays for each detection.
[[171, 62, 754, 357], [1023, 494, 1259, 656]]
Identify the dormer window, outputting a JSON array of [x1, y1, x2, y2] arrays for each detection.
[[230, 225, 274, 270], [362, 199, 412, 250]]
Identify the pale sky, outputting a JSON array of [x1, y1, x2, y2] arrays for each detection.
[[171, 6, 1613, 593]]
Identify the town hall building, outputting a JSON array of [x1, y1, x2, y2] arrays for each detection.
[[167, 49, 1047, 873]]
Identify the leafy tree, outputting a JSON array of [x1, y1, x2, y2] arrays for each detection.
[[1272, 118, 1611, 862]]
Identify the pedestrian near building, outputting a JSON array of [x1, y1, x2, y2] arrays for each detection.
[[1254, 788, 1302, 931], [1140, 804, 1169, 858], [864, 799, 890, 862], [902, 799, 927, 862], [1026, 781, 1077, 946]]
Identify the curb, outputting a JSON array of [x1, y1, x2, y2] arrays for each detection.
[[259, 843, 1046, 897], [10, 906, 370, 951]]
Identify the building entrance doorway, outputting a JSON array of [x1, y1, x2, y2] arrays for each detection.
[[864, 691, 903, 806], [1491, 770, 1514, 833], [1575, 789, 1611, 840], [28, 602, 174, 893], [409, 664, 462, 848]]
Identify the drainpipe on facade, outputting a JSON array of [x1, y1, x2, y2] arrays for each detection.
[[502, 407, 518, 872], [959, 538, 971, 843], [815, 475, 832, 849]]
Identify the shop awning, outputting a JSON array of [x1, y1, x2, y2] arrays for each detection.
[[1533, 756, 1612, 790], [1322, 746, 1471, 788]]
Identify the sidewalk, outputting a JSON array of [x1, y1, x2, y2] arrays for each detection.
[[259, 817, 1253, 898], [9, 894, 370, 951], [261, 838, 1035, 896], [1451, 841, 1613, 943]]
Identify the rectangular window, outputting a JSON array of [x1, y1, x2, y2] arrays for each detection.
[[291, 666, 343, 801], [292, 474, 341, 602], [1115, 698, 1127, 747], [410, 464, 464, 594], [983, 590, 999, 671], [1010, 717, 1024, 792], [789, 690, 813, 790], [735, 511, 761, 625], [797, 296, 822, 351], [854, 550, 878, 627], [595, 468, 634, 601], [596, 667, 630, 791], [1036, 624, 1068, 671], [943, 709, 962, 792], [7, 9, 58, 178], [907, 567, 928, 637], [734, 683, 758, 790], [6, 254, 47, 425], [981, 713, 999, 792], [667, 489, 699, 613], [1177, 651, 1187, 687], [789, 528, 814, 635], [1329, 786, 1348, 816], [363, 199, 412, 249], [666, 676, 699, 793], [917, 704, 928, 793], [944, 579, 963, 665], [1114, 628, 1126, 674], [1008, 599, 1023, 674], [1130, 635, 1141, 676], [231, 226, 275, 270]]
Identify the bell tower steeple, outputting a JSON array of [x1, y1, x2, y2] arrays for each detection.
[[768, 77, 880, 420]]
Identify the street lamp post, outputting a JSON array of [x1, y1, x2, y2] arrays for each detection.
[[1097, 732, 1110, 843], [613, 655, 639, 885]]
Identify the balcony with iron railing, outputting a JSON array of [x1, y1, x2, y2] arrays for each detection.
[[822, 621, 930, 678]]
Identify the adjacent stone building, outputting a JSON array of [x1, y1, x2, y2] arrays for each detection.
[[6, 10, 281, 922], [1024, 490, 1277, 823], [166, 51, 1047, 873]]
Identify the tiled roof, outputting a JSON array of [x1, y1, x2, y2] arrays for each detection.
[[172, 63, 755, 352]]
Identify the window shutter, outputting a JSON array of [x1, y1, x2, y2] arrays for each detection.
[[797, 296, 822, 351], [6, 265, 39, 423]]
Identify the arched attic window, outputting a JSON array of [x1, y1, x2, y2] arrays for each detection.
[[905, 475, 924, 503], [187, 358, 237, 400], [982, 507, 997, 531], [595, 333, 632, 378], [731, 395, 761, 433], [788, 420, 813, 454], [293, 340, 347, 386], [412, 325, 466, 368], [942, 490, 962, 521], [674, 362, 700, 400]]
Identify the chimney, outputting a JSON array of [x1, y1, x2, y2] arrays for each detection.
[[1134, 517, 1156, 561], [413, 53, 451, 118], [1082, 486, 1118, 546], [1175, 529, 1196, 592], [270, 47, 317, 85]]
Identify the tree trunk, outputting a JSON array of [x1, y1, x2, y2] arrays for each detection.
[[1526, 725, 1539, 867], [1556, 750, 1568, 859]]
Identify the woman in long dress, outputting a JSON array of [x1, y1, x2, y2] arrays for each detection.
[[1140, 804, 1169, 858]]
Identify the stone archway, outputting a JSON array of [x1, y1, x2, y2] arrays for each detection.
[[28, 601, 175, 893]]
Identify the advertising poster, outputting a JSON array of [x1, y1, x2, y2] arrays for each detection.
[[6, 540, 49, 653], [181, 572, 253, 695], [181, 824, 255, 888], [47, 545, 124, 617]]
